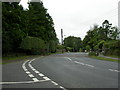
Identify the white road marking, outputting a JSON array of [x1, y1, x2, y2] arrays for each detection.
[[60, 86, 67, 90], [26, 58, 67, 90], [32, 78, 39, 82], [28, 74, 34, 77], [0, 80, 49, 85], [43, 77, 51, 80], [26, 71, 30, 74], [109, 69, 120, 72], [74, 61, 85, 65], [51, 81, 58, 85], [35, 70, 40, 74], [39, 73, 44, 77], [23, 68, 28, 71], [28, 64, 33, 68], [32, 68, 36, 71], [22, 60, 29, 71], [85, 64, 95, 68], [74, 61, 79, 64], [64, 57, 72, 61]]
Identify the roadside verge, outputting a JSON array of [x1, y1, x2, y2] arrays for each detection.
[[89, 56, 120, 62]]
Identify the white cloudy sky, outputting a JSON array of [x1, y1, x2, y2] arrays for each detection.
[[20, 0, 119, 42]]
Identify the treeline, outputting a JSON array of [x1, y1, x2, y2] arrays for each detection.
[[2, 2, 58, 56], [62, 20, 120, 56], [83, 20, 120, 56]]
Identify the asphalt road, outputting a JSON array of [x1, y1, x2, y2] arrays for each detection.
[[2, 52, 119, 89]]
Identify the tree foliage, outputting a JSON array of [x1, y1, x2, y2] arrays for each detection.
[[64, 36, 82, 52], [83, 20, 120, 56], [2, 2, 58, 56]]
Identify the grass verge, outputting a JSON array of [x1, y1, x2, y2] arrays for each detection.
[[105, 55, 119, 58], [89, 56, 120, 62], [2, 55, 42, 64]]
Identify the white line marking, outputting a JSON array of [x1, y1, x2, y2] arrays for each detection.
[[74, 61, 84, 65], [85, 64, 95, 68], [109, 69, 114, 71], [0, 80, 49, 85], [39, 73, 44, 77], [28, 74, 34, 77], [32, 68, 36, 71], [51, 81, 58, 85], [64, 57, 72, 61], [26, 71, 30, 74], [74, 61, 79, 63], [23, 68, 28, 71], [28, 58, 67, 90], [114, 70, 119, 72], [78, 62, 84, 65], [43, 77, 51, 80], [109, 69, 119, 72], [32, 78, 39, 82], [28, 64, 33, 68], [60, 86, 67, 90], [22, 60, 29, 71], [74, 60, 94, 68], [35, 70, 40, 74]]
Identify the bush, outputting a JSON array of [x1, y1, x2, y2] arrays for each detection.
[[20, 36, 45, 55], [49, 40, 56, 53], [89, 51, 98, 56], [113, 49, 119, 56]]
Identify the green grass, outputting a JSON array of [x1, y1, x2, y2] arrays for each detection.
[[90, 56, 120, 62], [2, 55, 42, 64], [105, 55, 119, 58], [55, 52, 65, 54], [2, 56, 30, 61]]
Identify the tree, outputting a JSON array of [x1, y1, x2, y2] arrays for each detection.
[[86, 45, 90, 52], [64, 36, 82, 52], [2, 2, 26, 55], [83, 20, 120, 56], [2, 1, 58, 56]]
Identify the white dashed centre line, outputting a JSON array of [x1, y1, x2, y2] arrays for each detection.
[[64, 57, 72, 61], [85, 64, 95, 68], [109, 69, 119, 72]]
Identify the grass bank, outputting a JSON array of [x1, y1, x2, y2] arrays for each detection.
[[104, 55, 119, 58], [90, 56, 120, 62], [2, 55, 42, 64]]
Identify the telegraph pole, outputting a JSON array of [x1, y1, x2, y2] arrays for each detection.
[[61, 29, 63, 45], [61, 29, 64, 53]]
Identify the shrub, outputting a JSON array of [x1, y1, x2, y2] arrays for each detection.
[[20, 36, 45, 55], [89, 51, 98, 56]]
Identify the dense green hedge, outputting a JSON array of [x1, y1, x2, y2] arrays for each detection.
[[20, 36, 45, 55], [89, 51, 98, 56]]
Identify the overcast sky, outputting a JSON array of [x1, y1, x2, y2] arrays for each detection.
[[20, 0, 119, 42]]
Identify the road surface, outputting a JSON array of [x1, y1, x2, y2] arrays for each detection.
[[2, 53, 119, 89]]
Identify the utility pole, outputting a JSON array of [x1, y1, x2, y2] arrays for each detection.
[[61, 29, 64, 53], [118, 1, 120, 40], [61, 29, 63, 45]]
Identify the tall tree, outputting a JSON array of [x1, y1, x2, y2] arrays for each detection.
[[64, 36, 82, 52]]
